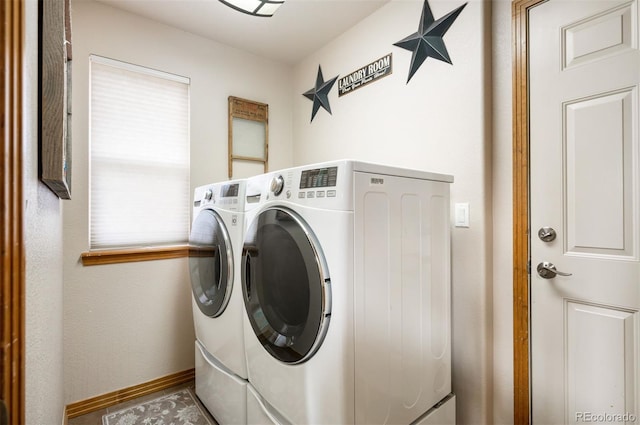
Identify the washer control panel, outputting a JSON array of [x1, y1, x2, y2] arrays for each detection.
[[197, 182, 241, 207], [220, 183, 239, 198], [216, 183, 240, 205]]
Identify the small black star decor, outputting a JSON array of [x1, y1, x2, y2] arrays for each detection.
[[394, 0, 467, 83], [303, 65, 339, 122]]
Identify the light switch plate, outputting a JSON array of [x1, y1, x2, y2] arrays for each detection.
[[454, 203, 469, 228]]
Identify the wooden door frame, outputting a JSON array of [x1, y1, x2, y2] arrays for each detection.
[[512, 0, 547, 423], [1, 0, 26, 423]]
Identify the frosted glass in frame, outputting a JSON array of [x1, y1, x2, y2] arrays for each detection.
[[232, 117, 266, 160]]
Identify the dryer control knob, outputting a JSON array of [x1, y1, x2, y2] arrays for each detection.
[[204, 189, 213, 201], [270, 175, 285, 196]]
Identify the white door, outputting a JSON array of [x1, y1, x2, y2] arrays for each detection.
[[530, 0, 640, 424]]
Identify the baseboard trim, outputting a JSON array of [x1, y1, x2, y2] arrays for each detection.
[[65, 368, 195, 419]]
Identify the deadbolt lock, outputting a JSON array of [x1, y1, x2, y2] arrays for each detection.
[[538, 227, 557, 242]]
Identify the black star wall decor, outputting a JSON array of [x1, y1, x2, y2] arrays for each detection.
[[394, 0, 467, 83], [303, 65, 339, 122]]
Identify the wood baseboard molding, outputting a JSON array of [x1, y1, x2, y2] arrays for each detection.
[[65, 368, 195, 419]]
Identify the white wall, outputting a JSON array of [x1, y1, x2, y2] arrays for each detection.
[[23, 0, 66, 423], [491, 1, 514, 423], [292, 1, 493, 423], [64, 0, 294, 404]]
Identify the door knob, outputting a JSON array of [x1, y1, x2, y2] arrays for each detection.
[[538, 227, 557, 242], [537, 262, 572, 279]]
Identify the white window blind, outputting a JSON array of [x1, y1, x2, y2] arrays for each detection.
[[90, 56, 190, 249]]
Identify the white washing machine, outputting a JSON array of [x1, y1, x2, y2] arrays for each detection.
[[189, 179, 247, 424], [241, 160, 455, 425]]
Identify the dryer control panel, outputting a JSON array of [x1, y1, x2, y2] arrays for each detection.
[[297, 166, 339, 200], [262, 164, 349, 211], [299, 166, 338, 189]]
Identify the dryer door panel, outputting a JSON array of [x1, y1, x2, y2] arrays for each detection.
[[354, 172, 452, 424], [242, 207, 331, 364], [189, 209, 234, 317]]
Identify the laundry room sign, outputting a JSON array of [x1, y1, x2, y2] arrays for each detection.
[[338, 53, 392, 97]]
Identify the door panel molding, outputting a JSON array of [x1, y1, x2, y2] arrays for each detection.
[[564, 87, 636, 259], [1, 0, 26, 423], [512, 0, 546, 423], [562, 2, 635, 69], [565, 300, 637, 419]]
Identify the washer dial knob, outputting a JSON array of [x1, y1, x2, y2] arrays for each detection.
[[204, 189, 213, 201], [270, 175, 285, 196]]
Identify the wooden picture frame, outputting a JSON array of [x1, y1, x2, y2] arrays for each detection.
[[40, 0, 72, 199], [228, 96, 268, 179]]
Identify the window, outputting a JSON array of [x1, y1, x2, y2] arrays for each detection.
[[89, 56, 190, 250]]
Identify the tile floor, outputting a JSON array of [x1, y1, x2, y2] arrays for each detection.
[[67, 380, 218, 425]]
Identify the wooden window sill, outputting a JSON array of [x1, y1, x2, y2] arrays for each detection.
[[81, 245, 191, 266]]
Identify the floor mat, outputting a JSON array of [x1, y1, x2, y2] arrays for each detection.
[[102, 388, 214, 425]]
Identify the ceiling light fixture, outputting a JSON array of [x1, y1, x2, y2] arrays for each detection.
[[218, 0, 284, 17]]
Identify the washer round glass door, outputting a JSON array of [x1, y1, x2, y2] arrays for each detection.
[[242, 207, 331, 364], [189, 209, 233, 318]]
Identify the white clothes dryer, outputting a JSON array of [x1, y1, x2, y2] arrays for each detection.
[[189, 180, 247, 424], [241, 160, 455, 425]]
